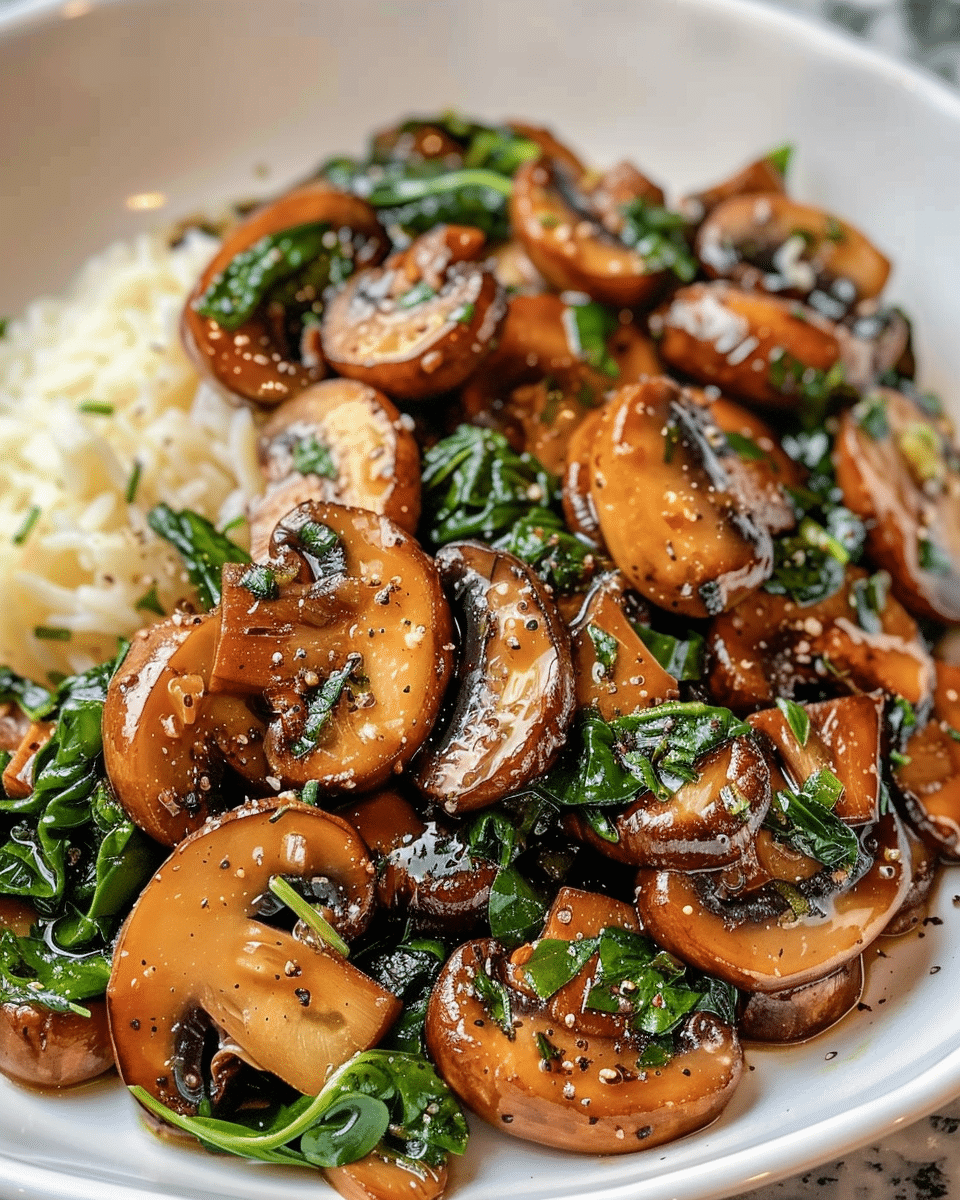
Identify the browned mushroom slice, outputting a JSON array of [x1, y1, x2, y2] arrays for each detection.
[[707, 567, 935, 713], [342, 790, 498, 934], [426, 889, 742, 1153], [0, 899, 114, 1089], [324, 1152, 447, 1200], [108, 799, 397, 1117], [884, 821, 940, 935], [571, 735, 770, 870], [415, 542, 575, 814], [561, 407, 606, 544], [739, 956, 863, 1043], [102, 613, 268, 846], [506, 121, 587, 176], [635, 811, 912, 992], [210, 502, 453, 795], [695, 193, 890, 314], [182, 182, 388, 407], [321, 225, 506, 401], [652, 281, 842, 409], [1, 719, 53, 799], [703, 394, 801, 535], [0, 702, 31, 755], [748, 693, 886, 825], [895, 718, 960, 860], [249, 377, 421, 558], [835, 387, 960, 623], [568, 572, 679, 718], [679, 152, 787, 225], [836, 304, 913, 392], [589, 378, 777, 617], [510, 156, 667, 308]]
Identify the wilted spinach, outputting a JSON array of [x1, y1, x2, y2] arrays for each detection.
[[147, 504, 250, 610]]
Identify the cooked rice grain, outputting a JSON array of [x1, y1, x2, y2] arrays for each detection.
[[0, 232, 261, 682]]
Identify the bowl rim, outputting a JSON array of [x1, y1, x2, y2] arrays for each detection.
[[3, 0, 960, 125], [2, 2, 960, 1199]]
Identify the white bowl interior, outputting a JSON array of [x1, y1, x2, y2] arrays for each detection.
[[1, 2, 960, 1199]]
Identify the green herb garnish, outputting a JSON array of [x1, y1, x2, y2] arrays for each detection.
[[147, 503, 251, 610], [619, 199, 698, 282], [292, 436, 337, 480], [776, 697, 810, 747], [12, 505, 41, 547]]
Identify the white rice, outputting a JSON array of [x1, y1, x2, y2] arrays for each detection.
[[0, 231, 262, 683]]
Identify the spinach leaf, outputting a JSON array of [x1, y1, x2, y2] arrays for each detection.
[[520, 935, 599, 1000], [633, 625, 705, 680], [361, 938, 446, 1055], [919, 537, 953, 575], [619, 199, 698, 282], [776, 698, 810, 747], [194, 222, 349, 331], [0, 931, 110, 1013], [0, 667, 54, 722], [472, 968, 515, 1037], [132, 1048, 468, 1170], [586, 624, 619, 677], [147, 504, 250, 610], [487, 865, 548, 950], [561, 300, 620, 377], [492, 507, 597, 594], [290, 654, 363, 759], [292, 435, 337, 480], [765, 768, 859, 871], [535, 709, 646, 810], [421, 425, 557, 546], [851, 570, 890, 634]]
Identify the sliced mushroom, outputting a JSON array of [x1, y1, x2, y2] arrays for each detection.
[[561, 407, 606, 544], [695, 193, 890, 314], [589, 378, 777, 616], [571, 734, 771, 870], [894, 717, 960, 860], [748, 692, 886, 825], [707, 567, 935, 712], [426, 888, 742, 1153], [324, 1151, 446, 1200], [1, 719, 53, 800], [739, 956, 863, 1043], [249, 378, 421, 558], [342, 790, 498, 934], [182, 182, 387, 406], [883, 821, 940, 935], [102, 613, 269, 846], [702, 393, 801, 535], [652, 281, 842, 409], [568, 572, 679, 718], [321, 224, 506, 400], [0, 702, 31, 755], [635, 811, 912, 992], [415, 542, 575, 814], [679, 152, 787, 226], [211, 502, 453, 795], [509, 156, 667, 307], [835, 387, 960, 623], [0, 899, 114, 1089], [108, 799, 397, 1116]]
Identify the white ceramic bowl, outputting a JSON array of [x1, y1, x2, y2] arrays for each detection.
[[2, 2, 960, 1199]]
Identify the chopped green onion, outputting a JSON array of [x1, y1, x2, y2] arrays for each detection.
[[78, 400, 114, 416], [34, 626, 71, 641], [125, 461, 143, 505], [12, 505, 41, 546]]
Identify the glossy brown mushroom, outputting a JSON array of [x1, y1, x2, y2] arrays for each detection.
[[343, 790, 498, 934], [108, 799, 397, 1116], [589, 378, 777, 617], [321, 225, 506, 400], [324, 1152, 446, 1200], [211, 502, 453, 795], [748, 692, 886, 825], [835, 387, 960, 623], [679, 153, 787, 225], [706, 567, 935, 713], [426, 889, 742, 1153], [0, 899, 114, 1089], [895, 718, 960, 860], [182, 182, 387, 406], [739, 956, 863, 1043], [561, 407, 606, 544], [568, 572, 679, 719], [415, 542, 576, 814], [571, 734, 771, 870], [635, 811, 912, 992], [509, 156, 667, 308], [652, 281, 842, 409], [1, 719, 53, 800], [249, 378, 421, 558], [695, 193, 890, 312], [102, 613, 269, 846]]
